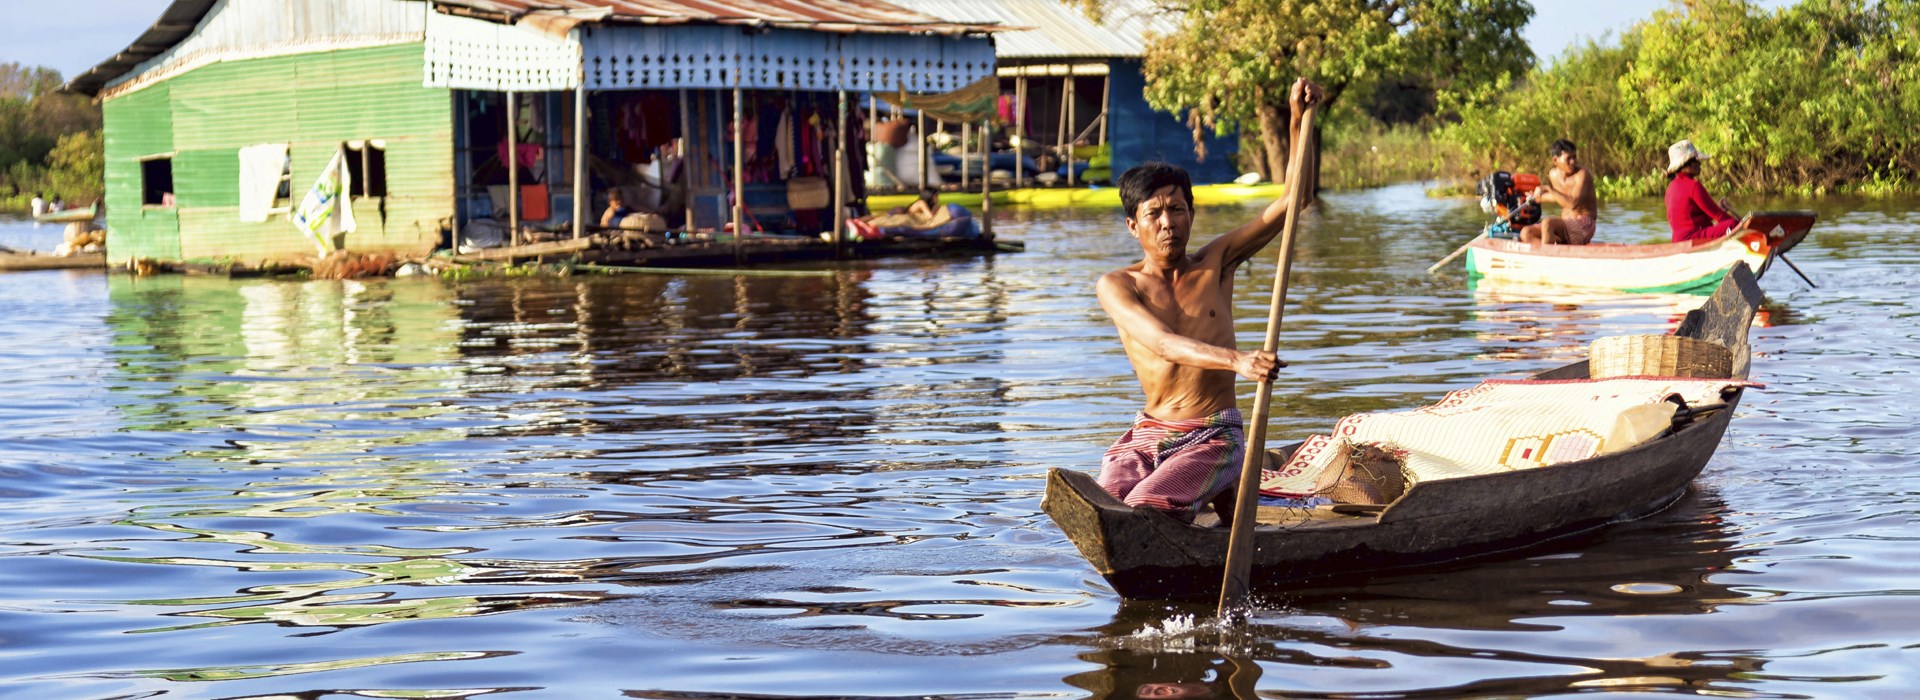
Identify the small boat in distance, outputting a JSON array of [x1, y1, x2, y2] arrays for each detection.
[[1464, 211, 1814, 294], [32, 202, 100, 225], [1042, 263, 1764, 600]]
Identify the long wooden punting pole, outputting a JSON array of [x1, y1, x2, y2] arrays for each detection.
[[1218, 102, 1318, 615], [507, 91, 520, 246], [573, 69, 586, 240], [916, 107, 928, 191]]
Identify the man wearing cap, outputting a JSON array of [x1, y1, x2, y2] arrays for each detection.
[[1664, 140, 1739, 243]]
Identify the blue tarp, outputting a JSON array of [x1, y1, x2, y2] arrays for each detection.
[[1105, 59, 1239, 185]]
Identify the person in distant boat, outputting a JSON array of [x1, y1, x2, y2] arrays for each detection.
[[1520, 139, 1598, 245], [30, 194, 46, 218], [1093, 77, 1321, 524], [907, 186, 940, 220], [599, 188, 632, 228], [1665, 139, 1740, 243]]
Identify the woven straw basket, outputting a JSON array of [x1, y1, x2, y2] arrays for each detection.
[[1589, 335, 1733, 379]]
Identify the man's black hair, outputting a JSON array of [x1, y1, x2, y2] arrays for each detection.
[[1117, 162, 1194, 221], [919, 186, 939, 203], [1550, 139, 1577, 158]]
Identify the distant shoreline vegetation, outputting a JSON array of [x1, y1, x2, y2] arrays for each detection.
[[0, 63, 103, 214], [1441, 0, 1920, 199]]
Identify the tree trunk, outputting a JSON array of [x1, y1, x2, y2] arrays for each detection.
[[1255, 100, 1289, 184]]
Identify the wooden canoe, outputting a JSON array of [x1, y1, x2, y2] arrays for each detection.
[[0, 250, 108, 271], [31, 203, 99, 224], [1042, 262, 1764, 600], [1465, 210, 1814, 294]]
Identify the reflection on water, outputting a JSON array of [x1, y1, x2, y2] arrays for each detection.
[[0, 191, 1914, 698]]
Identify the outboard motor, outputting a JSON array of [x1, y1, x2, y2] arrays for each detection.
[[1477, 171, 1542, 238]]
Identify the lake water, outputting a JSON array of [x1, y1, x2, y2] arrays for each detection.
[[1, 185, 1914, 698]]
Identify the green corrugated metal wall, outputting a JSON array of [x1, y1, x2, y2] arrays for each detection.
[[104, 82, 180, 262], [103, 44, 453, 265]]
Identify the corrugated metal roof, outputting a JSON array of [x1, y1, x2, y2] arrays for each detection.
[[67, 0, 1009, 97], [890, 0, 1178, 60], [65, 0, 218, 97], [432, 0, 1007, 35]]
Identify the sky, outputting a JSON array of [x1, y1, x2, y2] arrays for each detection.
[[2, 1, 1798, 85]]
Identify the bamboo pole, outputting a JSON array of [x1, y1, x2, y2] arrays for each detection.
[[1218, 103, 1318, 615], [834, 87, 848, 258], [961, 122, 971, 189], [916, 107, 928, 191], [1065, 65, 1077, 187], [1054, 73, 1068, 185], [1015, 72, 1026, 186], [680, 88, 694, 236], [573, 70, 586, 239], [1099, 72, 1111, 146], [980, 119, 992, 238], [507, 91, 520, 246], [732, 84, 745, 262]]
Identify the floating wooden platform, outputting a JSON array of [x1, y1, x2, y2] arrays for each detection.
[[0, 250, 107, 272], [450, 230, 1016, 269]]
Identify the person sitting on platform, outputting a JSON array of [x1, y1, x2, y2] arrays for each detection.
[[1520, 139, 1597, 245], [599, 188, 633, 228], [1665, 139, 1740, 243], [1093, 77, 1321, 524], [906, 187, 940, 219]]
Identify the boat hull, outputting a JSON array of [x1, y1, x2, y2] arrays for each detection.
[[1463, 211, 1814, 293], [32, 204, 99, 224], [1044, 263, 1765, 599]]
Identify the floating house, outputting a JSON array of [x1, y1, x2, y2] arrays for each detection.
[[68, 0, 1003, 267], [892, 0, 1239, 186]]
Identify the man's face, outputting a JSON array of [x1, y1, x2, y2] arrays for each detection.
[[1127, 185, 1193, 261], [1554, 150, 1579, 174]]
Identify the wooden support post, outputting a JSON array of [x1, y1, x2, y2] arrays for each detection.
[[833, 87, 848, 258], [1015, 72, 1026, 186], [960, 122, 971, 189], [916, 107, 927, 191], [679, 88, 694, 235], [1099, 72, 1111, 146], [573, 70, 586, 240], [732, 84, 745, 262], [1065, 66, 1077, 187], [1054, 73, 1068, 186], [507, 91, 520, 246], [980, 119, 992, 238]]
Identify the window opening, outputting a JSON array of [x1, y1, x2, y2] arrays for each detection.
[[345, 140, 387, 198], [140, 156, 174, 207]]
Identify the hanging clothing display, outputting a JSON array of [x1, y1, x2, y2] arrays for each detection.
[[774, 108, 795, 177]]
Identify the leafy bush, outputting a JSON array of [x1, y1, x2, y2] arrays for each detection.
[[1443, 0, 1920, 196]]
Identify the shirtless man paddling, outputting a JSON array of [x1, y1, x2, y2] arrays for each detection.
[[1094, 78, 1320, 523], [1520, 139, 1598, 245]]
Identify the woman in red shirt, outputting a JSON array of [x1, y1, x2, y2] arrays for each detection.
[[1664, 140, 1739, 243]]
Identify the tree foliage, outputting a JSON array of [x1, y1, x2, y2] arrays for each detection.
[[1444, 0, 1920, 196], [1105, 0, 1532, 179], [0, 63, 102, 211]]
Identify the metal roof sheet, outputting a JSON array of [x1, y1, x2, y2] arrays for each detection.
[[67, 0, 1009, 97], [65, 0, 218, 97], [889, 0, 1178, 60], [431, 0, 1007, 35]]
